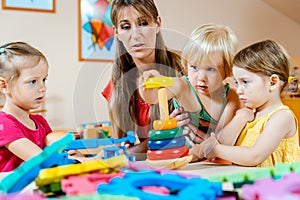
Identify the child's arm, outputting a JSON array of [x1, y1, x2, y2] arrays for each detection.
[[217, 107, 255, 145], [204, 109, 296, 166], [5, 138, 43, 161], [215, 88, 241, 134]]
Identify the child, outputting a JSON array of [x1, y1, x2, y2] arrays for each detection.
[[203, 39, 300, 167], [0, 42, 53, 172], [139, 23, 241, 160]]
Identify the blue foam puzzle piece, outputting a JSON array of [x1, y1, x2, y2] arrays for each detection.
[[97, 171, 222, 200]]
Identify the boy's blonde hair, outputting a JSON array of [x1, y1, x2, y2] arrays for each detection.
[[182, 23, 238, 78], [233, 39, 291, 91]]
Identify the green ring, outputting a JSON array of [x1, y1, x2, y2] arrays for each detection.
[[148, 127, 183, 140]]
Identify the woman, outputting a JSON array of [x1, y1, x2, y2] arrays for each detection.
[[102, 0, 187, 159]]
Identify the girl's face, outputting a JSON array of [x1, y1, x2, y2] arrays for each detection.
[[9, 59, 48, 111], [233, 66, 270, 109], [187, 52, 225, 96], [115, 6, 160, 64]]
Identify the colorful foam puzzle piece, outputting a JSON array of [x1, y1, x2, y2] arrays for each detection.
[[208, 167, 274, 189], [270, 162, 294, 179], [207, 162, 300, 189], [35, 155, 128, 187], [38, 182, 62, 195], [97, 171, 222, 200], [0, 193, 45, 200], [242, 172, 300, 200], [0, 132, 75, 193], [61, 171, 124, 195], [59, 193, 139, 200]]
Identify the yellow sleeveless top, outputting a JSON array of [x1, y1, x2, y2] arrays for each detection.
[[236, 105, 300, 167]]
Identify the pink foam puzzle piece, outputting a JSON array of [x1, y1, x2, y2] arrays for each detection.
[[242, 172, 300, 200], [61, 171, 124, 195]]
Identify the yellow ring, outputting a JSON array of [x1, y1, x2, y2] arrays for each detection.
[[153, 118, 177, 130]]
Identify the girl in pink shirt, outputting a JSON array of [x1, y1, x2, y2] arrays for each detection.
[[0, 42, 52, 172]]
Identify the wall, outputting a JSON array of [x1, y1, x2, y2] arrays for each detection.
[[0, 0, 300, 130]]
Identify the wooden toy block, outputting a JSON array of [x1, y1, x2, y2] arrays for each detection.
[[158, 88, 169, 120]]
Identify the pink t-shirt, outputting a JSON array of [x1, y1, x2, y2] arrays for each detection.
[[0, 112, 52, 172]]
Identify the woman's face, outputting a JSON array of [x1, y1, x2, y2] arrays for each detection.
[[115, 6, 160, 64]]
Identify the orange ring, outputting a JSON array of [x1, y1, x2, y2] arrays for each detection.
[[147, 145, 189, 160], [153, 118, 177, 130]]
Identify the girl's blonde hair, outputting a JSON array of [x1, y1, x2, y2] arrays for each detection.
[[233, 39, 291, 90], [182, 23, 238, 78], [0, 42, 47, 85]]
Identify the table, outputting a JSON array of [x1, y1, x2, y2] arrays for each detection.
[[178, 161, 255, 178]]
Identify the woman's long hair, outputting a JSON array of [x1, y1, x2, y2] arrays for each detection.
[[109, 0, 184, 138]]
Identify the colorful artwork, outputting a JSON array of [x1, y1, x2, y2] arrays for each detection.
[[2, 0, 55, 13], [79, 0, 115, 62]]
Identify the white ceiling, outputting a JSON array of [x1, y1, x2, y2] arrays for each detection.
[[262, 0, 300, 24]]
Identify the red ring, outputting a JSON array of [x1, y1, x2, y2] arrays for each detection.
[[147, 145, 189, 160]]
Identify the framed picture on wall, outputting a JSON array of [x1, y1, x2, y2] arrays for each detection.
[[78, 0, 115, 62], [2, 0, 56, 13]]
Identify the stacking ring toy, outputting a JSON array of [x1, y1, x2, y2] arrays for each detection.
[[153, 118, 177, 130], [144, 76, 174, 89], [147, 145, 189, 160], [149, 127, 183, 140], [148, 136, 186, 150]]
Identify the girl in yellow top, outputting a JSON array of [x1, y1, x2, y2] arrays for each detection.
[[202, 39, 300, 167]]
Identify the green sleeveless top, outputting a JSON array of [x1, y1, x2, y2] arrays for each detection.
[[173, 76, 230, 134]]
